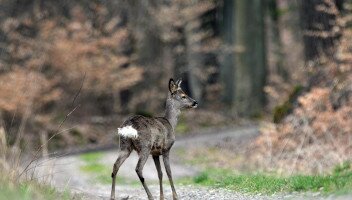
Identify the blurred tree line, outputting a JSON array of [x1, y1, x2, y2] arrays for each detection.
[[0, 0, 350, 149]]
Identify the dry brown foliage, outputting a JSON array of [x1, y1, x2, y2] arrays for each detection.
[[0, 2, 143, 148], [0, 69, 61, 115], [251, 1, 352, 174], [253, 87, 351, 174]]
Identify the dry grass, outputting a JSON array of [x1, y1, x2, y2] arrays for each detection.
[[0, 123, 75, 199]]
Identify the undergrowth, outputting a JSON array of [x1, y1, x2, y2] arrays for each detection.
[[0, 177, 72, 200]]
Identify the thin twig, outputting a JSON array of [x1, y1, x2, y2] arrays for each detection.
[[30, 170, 66, 182], [289, 118, 309, 175], [23, 152, 73, 172], [18, 72, 85, 179], [18, 105, 80, 178], [72, 72, 86, 106]]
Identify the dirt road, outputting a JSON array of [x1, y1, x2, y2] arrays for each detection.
[[31, 126, 350, 200]]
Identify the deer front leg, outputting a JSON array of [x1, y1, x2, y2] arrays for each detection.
[[136, 149, 154, 200], [163, 152, 178, 200], [153, 155, 164, 200]]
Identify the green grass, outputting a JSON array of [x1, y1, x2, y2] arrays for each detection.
[[80, 152, 103, 163], [179, 163, 352, 195], [80, 162, 130, 185], [0, 177, 73, 200], [79, 152, 139, 185], [80, 163, 108, 173]]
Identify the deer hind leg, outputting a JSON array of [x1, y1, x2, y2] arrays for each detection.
[[110, 148, 132, 200], [136, 148, 154, 200], [153, 155, 164, 200]]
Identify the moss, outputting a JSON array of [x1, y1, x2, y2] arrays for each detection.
[[289, 85, 304, 101], [273, 101, 292, 123], [273, 85, 304, 123]]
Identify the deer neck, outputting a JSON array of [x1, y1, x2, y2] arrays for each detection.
[[164, 95, 181, 130]]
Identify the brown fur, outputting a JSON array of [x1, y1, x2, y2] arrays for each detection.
[[110, 78, 197, 200], [121, 115, 174, 156]]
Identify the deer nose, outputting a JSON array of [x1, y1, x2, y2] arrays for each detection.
[[192, 101, 198, 108]]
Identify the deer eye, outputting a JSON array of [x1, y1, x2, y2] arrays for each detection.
[[181, 95, 186, 99]]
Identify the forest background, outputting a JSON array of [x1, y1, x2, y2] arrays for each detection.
[[0, 0, 351, 177]]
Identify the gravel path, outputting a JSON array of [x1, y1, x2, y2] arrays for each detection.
[[31, 126, 351, 200], [76, 185, 351, 200]]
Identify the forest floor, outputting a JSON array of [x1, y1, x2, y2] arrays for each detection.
[[30, 126, 351, 200]]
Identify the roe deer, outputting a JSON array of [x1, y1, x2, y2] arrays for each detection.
[[110, 78, 198, 200]]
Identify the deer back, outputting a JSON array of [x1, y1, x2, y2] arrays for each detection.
[[119, 115, 174, 155]]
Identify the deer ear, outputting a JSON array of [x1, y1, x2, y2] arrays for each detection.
[[169, 78, 178, 94], [175, 79, 182, 88]]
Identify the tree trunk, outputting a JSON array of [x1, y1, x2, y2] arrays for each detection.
[[185, 3, 203, 104], [126, 0, 169, 112], [299, 0, 341, 61], [233, 0, 267, 117], [219, 0, 235, 106], [268, 0, 287, 78]]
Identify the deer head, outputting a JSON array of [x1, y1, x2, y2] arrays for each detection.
[[168, 78, 198, 109]]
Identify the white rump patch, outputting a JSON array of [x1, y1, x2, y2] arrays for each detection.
[[117, 125, 138, 138]]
